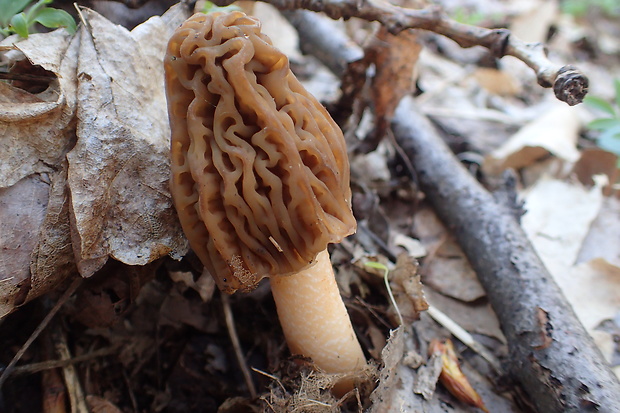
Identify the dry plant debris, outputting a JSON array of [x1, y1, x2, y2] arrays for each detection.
[[0, 0, 619, 412]]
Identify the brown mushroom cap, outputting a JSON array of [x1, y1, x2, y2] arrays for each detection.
[[164, 12, 356, 293]]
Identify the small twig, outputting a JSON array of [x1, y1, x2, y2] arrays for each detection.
[[353, 297, 392, 331], [251, 366, 287, 394], [11, 346, 119, 376], [214, 0, 588, 105], [426, 305, 502, 373], [53, 323, 89, 413], [0, 277, 82, 390], [122, 368, 139, 413], [221, 293, 258, 398]]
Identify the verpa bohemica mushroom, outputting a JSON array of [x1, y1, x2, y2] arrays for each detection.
[[164, 11, 366, 390]]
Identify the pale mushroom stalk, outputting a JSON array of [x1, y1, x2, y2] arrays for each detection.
[[270, 250, 365, 381], [164, 11, 366, 393]]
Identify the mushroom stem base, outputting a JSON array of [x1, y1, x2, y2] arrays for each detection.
[[270, 249, 366, 393]]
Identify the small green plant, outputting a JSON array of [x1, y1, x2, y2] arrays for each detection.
[[0, 0, 76, 39], [365, 261, 404, 326], [584, 79, 620, 167]]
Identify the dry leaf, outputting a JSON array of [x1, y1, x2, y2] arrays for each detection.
[[0, 28, 79, 317], [391, 253, 429, 323], [412, 352, 442, 400], [366, 27, 421, 149], [29, 165, 75, 309], [572, 148, 619, 196], [484, 103, 582, 174], [521, 176, 604, 266], [1, 5, 193, 317], [424, 240, 486, 302], [0, 175, 50, 316], [473, 68, 522, 96], [67, 6, 189, 276], [521, 176, 620, 367], [429, 339, 489, 412], [369, 327, 417, 412], [0, 29, 78, 188], [510, 1, 558, 43], [578, 196, 620, 267], [169, 267, 216, 302], [424, 288, 506, 344]]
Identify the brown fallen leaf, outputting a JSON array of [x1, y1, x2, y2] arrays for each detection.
[[390, 253, 429, 323], [429, 339, 489, 412], [483, 103, 581, 175], [0, 175, 51, 317], [362, 26, 421, 152], [67, 6, 190, 276], [0, 5, 193, 317], [0, 29, 78, 188]]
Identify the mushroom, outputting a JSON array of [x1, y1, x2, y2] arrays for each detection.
[[164, 11, 365, 392]]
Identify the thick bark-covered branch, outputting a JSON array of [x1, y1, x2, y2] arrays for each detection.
[[391, 96, 620, 412], [213, 0, 588, 105]]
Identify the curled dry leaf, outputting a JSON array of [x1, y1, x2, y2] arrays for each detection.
[[369, 327, 412, 412], [0, 28, 79, 317], [390, 253, 429, 323], [0, 29, 78, 189], [429, 339, 489, 412], [364, 26, 421, 151], [0, 5, 192, 317], [67, 6, 190, 276]]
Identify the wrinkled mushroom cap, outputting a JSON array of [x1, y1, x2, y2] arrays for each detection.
[[164, 12, 356, 293]]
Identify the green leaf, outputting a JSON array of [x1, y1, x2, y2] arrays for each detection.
[[34, 8, 76, 33], [24, 0, 52, 23], [9, 12, 30, 38], [584, 95, 616, 116], [0, 0, 32, 27], [587, 118, 620, 131], [597, 127, 620, 156]]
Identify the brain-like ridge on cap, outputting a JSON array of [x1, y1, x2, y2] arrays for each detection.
[[164, 11, 356, 293]]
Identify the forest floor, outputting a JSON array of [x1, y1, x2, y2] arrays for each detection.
[[0, 0, 619, 412]]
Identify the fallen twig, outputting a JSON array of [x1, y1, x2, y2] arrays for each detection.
[[11, 346, 119, 377], [214, 0, 588, 105], [222, 293, 258, 399], [52, 324, 89, 413]]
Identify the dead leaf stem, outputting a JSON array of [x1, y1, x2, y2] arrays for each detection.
[[221, 293, 258, 399]]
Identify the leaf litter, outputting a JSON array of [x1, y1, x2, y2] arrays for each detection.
[[0, 0, 619, 412]]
